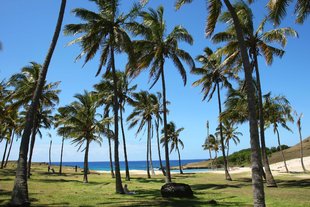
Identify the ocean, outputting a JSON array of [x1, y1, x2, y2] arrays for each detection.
[[52, 159, 210, 173]]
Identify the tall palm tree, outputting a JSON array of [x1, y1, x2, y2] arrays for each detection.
[[64, 0, 139, 193], [161, 122, 185, 174], [295, 112, 307, 172], [176, 0, 265, 205], [192, 47, 234, 180], [268, 0, 310, 25], [58, 91, 102, 183], [213, 3, 297, 187], [127, 91, 158, 178], [264, 93, 294, 173], [202, 134, 219, 168], [10, 1, 66, 205], [127, 6, 195, 182]]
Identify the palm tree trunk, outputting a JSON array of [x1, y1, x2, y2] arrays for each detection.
[[59, 137, 64, 174], [4, 133, 15, 168], [1, 137, 9, 169], [108, 135, 115, 178], [146, 119, 151, 178], [177, 147, 183, 174], [149, 128, 155, 176], [111, 46, 124, 194], [276, 129, 289, 173], [298, 125, 307, 172], [48, 139, 52, 171], [10, 1, 66, 205], [209, 148, 213, 169], [160, 59, 172, 183], [156, 120, 166, 176], [83, 139, 90, 183], [120, 106, 130, 181], [222, 0, 265, 206], [253, 52, 277, 187], [27, 124, 37, 178], [227, 141, 230, 162], [216, 82, 232, 180]]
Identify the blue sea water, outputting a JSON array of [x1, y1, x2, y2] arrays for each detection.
[[52, 159, 210, 173]]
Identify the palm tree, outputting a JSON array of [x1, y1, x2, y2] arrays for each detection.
[[10, 1, 66, 205], [127, 6, 195, 183], [127, 91, 158, 178], [64, 0, 139, 193], [213, 3, 297, 187], [8, 62, 60, 178], [192, 47, 234, 180], [94, 71, 136, 181], [295, 112, 307, 172], [264, 93, 294, 173], [175, 0, 265, 205], [27, 107, 55, 178], [58, 91, 102, 183], [54, 108, 69, 175], [161, 122, 185, 174], [268, 0, 310, 25], [219, 120, 242, 159]]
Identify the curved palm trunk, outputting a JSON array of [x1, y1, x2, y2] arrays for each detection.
[[111, 46, 124, 194], [160, 60, 172, 183], [222, 0, 265, 206], [216, 82, 232, 180], [120, 106, 130, 181], [298, 125, 307, 172], [177, 146, 183, 174], [276, 129, 289, 173], [10, 1, 66, 205], [59, 137, 64, 174], [27, 119, 38, 178], [156, 120, 166, 176], [83, 139, 90, 183], [4, 133, 15, 168], [253, 53, 277, 187], [1, 137, 9, 169], [146, 119, 151, 178]]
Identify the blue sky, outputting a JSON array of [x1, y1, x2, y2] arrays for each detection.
[[0, 0, 309, 163]]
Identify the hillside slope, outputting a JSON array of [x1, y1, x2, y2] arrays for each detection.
[[182, 136, 310, 169], [269, 136, 310, 164]]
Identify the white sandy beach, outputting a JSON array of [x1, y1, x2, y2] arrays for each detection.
[[95, 156, 310, 176]]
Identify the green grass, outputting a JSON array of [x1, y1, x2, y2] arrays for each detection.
[[1, 163, 310, 206]]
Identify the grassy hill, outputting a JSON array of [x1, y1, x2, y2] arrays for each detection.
[[182, 136, 310, 169], [268, 136, 310, 164]]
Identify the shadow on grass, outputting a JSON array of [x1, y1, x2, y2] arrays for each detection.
[[0, 189, 11, 206], [0, 168, 16, 177], [277, 179, 310, 188], [96, 195, 246, 207]]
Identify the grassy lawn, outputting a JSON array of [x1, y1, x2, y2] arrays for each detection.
[[1, 163, 310, 207]]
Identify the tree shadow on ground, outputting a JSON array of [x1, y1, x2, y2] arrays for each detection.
[[0, 168, 16, 177], [276, 179, 310, 188], [130, 177, 165, 183], [191, 183, 242, 191], [0, 190, 11, 206]]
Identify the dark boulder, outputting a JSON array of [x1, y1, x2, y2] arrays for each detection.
[[161, 183, 194, 198]]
